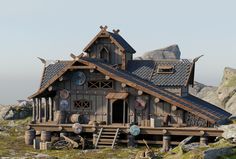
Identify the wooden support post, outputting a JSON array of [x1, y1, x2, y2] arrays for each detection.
[[200, 136, 208, 146], [123, 100, 126, 126], [127, 134, 136, 147], [45, 98, 49, 122], [36, 98, 39, 121], [110, 100, 113, 124], [32, 98, 36, 122], [39, 98, 42, 123], [106, 99, 109, 125], [49, 97, 53, 121], [163, 135, 171, 152]]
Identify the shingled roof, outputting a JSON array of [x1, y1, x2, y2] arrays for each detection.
[[30, 57, 231, 124], [83, 27, 136, 54], [81, 58, 231, 124], [108, 32, 136, 53], [127, 59, 193, 86], [40, 61, 71, 88]]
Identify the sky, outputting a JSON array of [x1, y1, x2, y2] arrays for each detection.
[[0, 0, 236, 104]]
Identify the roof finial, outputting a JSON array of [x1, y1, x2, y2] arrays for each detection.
[[70, 53, 84, 61], [193, 55, 204, 63], [37, 57, 46, 64], [100, 25, 108, 31], [112, 29, 120, 34]]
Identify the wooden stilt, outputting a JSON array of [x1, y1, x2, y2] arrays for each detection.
[[163, 135, 171, 152], [200, 136, 208, 146]]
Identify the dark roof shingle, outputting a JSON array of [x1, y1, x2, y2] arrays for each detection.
[[40, 61, 70, 88], [109, 32, 136, 53], [127, 59, 193, 86]]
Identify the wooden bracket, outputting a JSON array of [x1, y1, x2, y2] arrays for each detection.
[[112, 29, 120, 34], [70, 53, 84, 61], [100, 25, 108, 31]]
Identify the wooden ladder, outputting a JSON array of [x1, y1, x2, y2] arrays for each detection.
[[95, 128, 120, 149]]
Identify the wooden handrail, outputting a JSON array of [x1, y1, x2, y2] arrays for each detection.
[[95, 128, 103, 149], [112, 128, 119, 149]]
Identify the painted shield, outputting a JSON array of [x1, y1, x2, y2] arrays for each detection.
[[130, 125, 140, 136], [72, 123, 82, 134], [60, 100, 69, 111], [134, 97, 146, 110], [60, 89, 70, 99], [73, 71, 86, 86]]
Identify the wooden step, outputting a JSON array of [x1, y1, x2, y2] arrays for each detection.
[[100, 135, 117, 138], [98, 141, 113, 145], [99, 138, 115, 142], [101, 132, 116, 135], [102, 128, 118, 132]]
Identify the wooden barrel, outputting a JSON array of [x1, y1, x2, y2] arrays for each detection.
[[41, 131, 51, 142], [25, 129, 36, 145], [55, 111, 66, 124], [69, 114, 81, 123]]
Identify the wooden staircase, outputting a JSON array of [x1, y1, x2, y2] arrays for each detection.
[[95, 128, 120, 149]]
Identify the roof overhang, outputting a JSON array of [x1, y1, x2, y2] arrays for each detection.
[[106, 92, 128, 99]]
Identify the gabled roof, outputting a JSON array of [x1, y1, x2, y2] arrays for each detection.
[[83, 29, 136, 54], [29, 60, 75, 99], [29, 57, 231, 124], [40, 61, 71, 88], [127, 59, 193, 86], [81, 58, 231, 124]]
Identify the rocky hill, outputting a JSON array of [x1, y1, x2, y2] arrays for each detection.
[[190, 67, 236, 115], [135, 44, 181, 60]]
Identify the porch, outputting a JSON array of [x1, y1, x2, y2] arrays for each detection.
[[28, 123, 223, 147]]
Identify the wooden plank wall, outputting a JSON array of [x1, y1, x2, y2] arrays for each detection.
[[88, 38, 122, 65]]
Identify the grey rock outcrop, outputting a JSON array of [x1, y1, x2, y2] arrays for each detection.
[[189, 67, 236, 115], [135, 44, 181, 60], [203, 146, 236, 159], [0, 104, 32, 120]]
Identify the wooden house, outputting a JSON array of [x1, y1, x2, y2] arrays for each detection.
[[27, 26, 231, 150]]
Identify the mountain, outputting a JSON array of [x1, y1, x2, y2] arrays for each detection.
[[135, 44, 181, 60]]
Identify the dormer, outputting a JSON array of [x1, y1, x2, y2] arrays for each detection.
[[83, 26, 136, 70]]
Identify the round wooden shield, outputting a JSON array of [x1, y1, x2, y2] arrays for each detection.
[[60, 89, 70, 99], [72, 123, 82, 134], [74, 71, 86, 86], [134, 97, 146, 110], [130, 125, 140, 136], [60, 100, 69, 110]]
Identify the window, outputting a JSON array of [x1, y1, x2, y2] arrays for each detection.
[[100, 47, 110, 62], [74, 99, 91, 109], [88, 81, 100, 88], [101, 81, 113, 88], [157, 65, 174, 74], [88, 80, 113, 89]]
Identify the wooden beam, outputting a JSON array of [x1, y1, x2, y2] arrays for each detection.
[[121, 83, 126, 88], [29, 123, 224, 137], [105, 75, 110, 80], [154, 98, 160, 103], [69, 66, 96, 69], [59, 76, 63, 82], [138, 90, 143, 95]]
